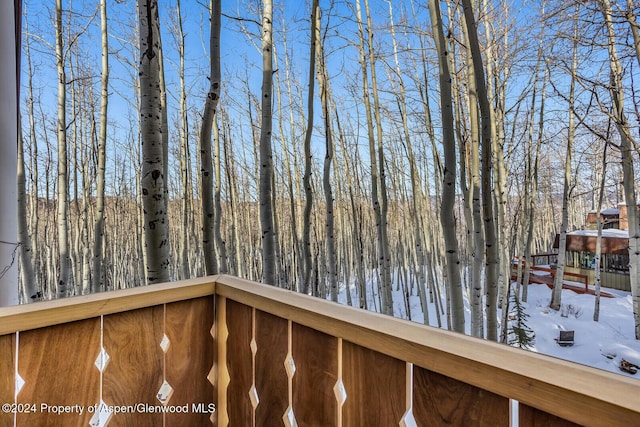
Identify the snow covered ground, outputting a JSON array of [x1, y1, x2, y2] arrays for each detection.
[[512, 284, 640, 377], [338, 277, 640, 379]]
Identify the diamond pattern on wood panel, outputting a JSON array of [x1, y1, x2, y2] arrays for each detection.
[[15, 372, 24, 396], [160, 334, 170, 353], [334, 378, 347, 407], [94, 347, 110, 373], [250, 337, 257, 356], [249, 384, 260, 410], [282, 405, 298, 427], [88, 400, 112, 427], [157, 379, 174, 404], [283, 352, 297, 426], [284, 353, 296, 378], [400, 407, 418, 427], [250, 335, 259, 410]]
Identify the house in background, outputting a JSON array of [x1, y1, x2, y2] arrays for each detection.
[[553, 203, 638, 292]]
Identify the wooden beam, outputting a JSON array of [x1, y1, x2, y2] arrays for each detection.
[[0, 276, 217, 335]]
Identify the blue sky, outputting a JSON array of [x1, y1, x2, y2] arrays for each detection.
[[19, 0, 638, 206]]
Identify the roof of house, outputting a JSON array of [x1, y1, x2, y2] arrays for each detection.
[[554, 229, 629, 255]]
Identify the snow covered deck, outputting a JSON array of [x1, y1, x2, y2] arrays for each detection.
[[1, 275, 639, 426]]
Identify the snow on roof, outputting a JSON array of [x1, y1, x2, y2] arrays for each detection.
[[568, 229, 629, 238], [588, 208, 620, 215], [601, 208, 620, 215]]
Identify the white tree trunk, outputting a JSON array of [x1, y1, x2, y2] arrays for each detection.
[[428, 0, 465, 333], [599, 0, 640, 338], [551, 8, 578, 310], [594, 142, 609, 322], [92, 0, 108, 293], [213, 117, 227, 273], [315, 8, 337, 302], [388, 0, 429, 324], [461, 0, 500, 340], [55, 0, 71, 298], [259, 0, 276, 285], [364, 0, 393, 315], [301, 0, 318, 294], [459, 10, 484, 338], [138, 0, 170, 284], [199, 0, 221, 276], [20, 24, 39, 303]]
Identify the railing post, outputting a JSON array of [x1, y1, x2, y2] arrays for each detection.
[[216, 296, 229, 427]]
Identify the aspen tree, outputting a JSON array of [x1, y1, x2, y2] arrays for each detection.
[[92, 0, 108, 293], [214, 115, 228, 274], [594, 135, 609, 322], [481, 0, 511, 325], [79, 87, 91, 294], [199, 0, 221, 275], [458, 8, 485, 338], [259, 0, 276, 285], [520, 23, 547, 303], [315, 6, 338, 302], [551, 7, 579, 310], [55, 0, 71, 298], [365, 0, 393, 315], [69, 41, 83, 293], [157, 19, 170, 229], [284, 25, 307, 289], [302, 0, 319, 294], [18, 123, 36, 302], [388, 0, 429, 325], [336, 111, 367, 308], [270, 147, 282, 286], [353, 0, 392, 315], [223, 118, 242, 277], [138, 0, 170, 284], [409, 0, 444, 327], [20, 23, 38, 301], [274, 37, 300, 290], [599, 0, 640, 338], [173, 0, 192, 279], [460, 0, 500, 339], [427, 0, 465, 333]]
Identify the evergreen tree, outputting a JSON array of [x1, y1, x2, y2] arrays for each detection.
[[508, 291, 535, 349]]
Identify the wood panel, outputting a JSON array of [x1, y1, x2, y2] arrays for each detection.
[[226, 300, 253, 426], [215, 275, 640, 425], [519, 404, 581, 427], [103, 306, 164, 427], [165, 297, 215, 426], [0, 334, 15, 427], [17, 319, 100, 427], [255, 310, 287, 426], [342, 341, 404, 426], [292, 323, 338, 426], [412, 366, 509, 426]]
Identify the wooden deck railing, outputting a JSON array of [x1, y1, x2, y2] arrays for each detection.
[[1, 275, 639, 426]]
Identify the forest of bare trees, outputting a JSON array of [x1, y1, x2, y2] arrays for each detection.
[[14, 0, 640, 341]]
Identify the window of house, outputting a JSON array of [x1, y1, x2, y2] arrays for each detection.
[[606, 254, 630, 274]]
